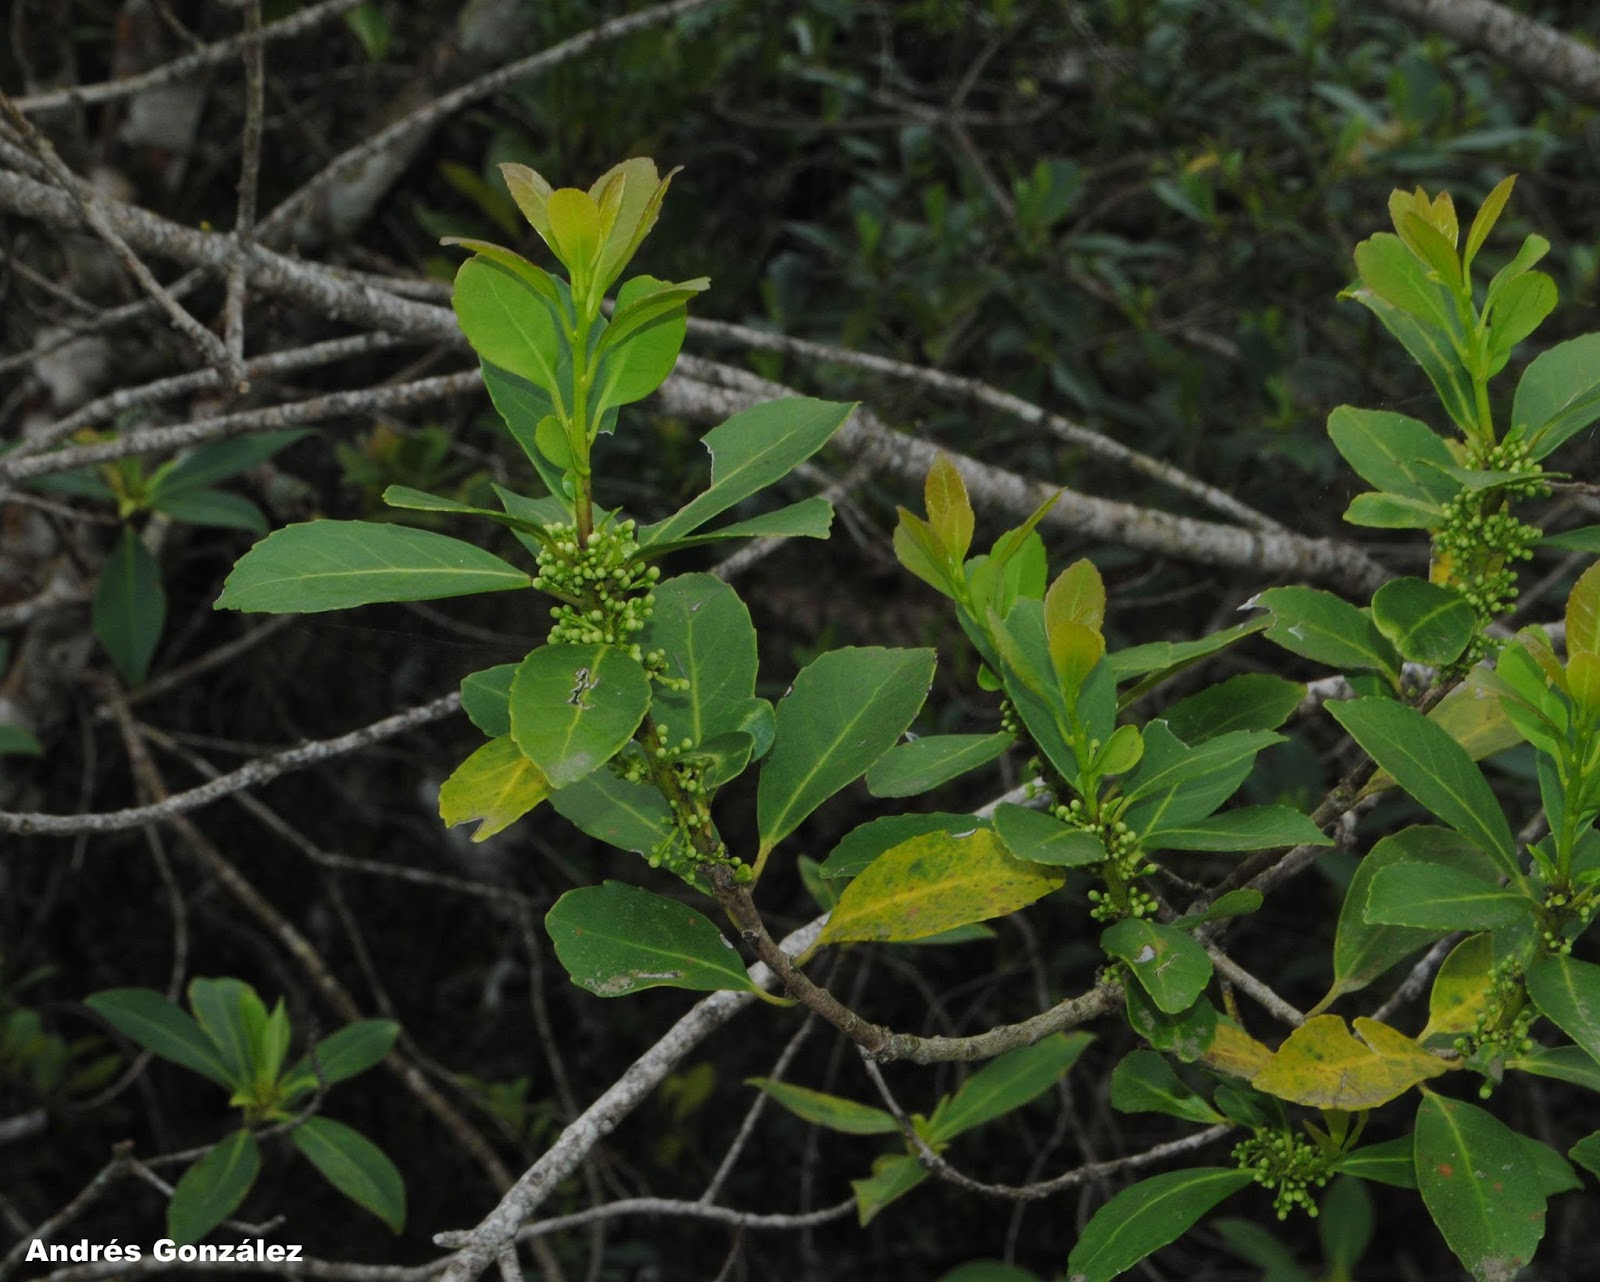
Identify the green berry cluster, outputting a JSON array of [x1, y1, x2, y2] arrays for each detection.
[[999, 698, 1022, 738], [1233, 1132, 1333, 1219], [1054, 798, 1158, 921], [614, 730, 751, 886], [532, 520, 661, 659]]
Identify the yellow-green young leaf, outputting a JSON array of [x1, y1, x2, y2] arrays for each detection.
[[924, 454, 974, 564], [894, 510, 956, 598], [746, 1078, 899, 1135], [546, 187, 603, 279], [439, 737, 551, 841], [1567, 562, 1600, 656], [1045, 558, 1105, 634], [821, 828, 1063, 945], [1048, 619, 1104, 696], [501, 162, 554, 242], [588, 158, 674, 292], [1568, 650, 1600, 716], [1420, 934, 1496, 1044], [1415, 1094, 1546, 1282], [1464, 175, 1516, 273], [1398, 210, 1461, 289], [1253, 1015, 1446, 1109]]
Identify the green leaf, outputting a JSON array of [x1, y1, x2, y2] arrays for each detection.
[[1344, 491, 1445, 529], [821, 828, 1063, 945], [1508, 1044, 1600, 1091], [85, 989, 234, 1088], [1066, 1168, 1251, 1282], [546, 881, 755, 996], [94, 527, 165, 685], [865, 733, 1012, 798], [992, 803, 1105, 867], [380, 485, 540, 534], [460, 664, 517, 739], [642, 399, 855, 546], [936, 1264, 1043, 1282], [1109, 1049, 1223, 1124], [508, 644, 651, 788], [746, 1078, 898, 1135], [1319, 1177, 1375, 1274], [1124, 986, 1218, 1062], [1102, 920, 1212, 1014], [641, 497, 835, 554], [1570, 1132, 1600, 1181], [1252, 587, 1399, 678], [1170, 889, 1265, 929], [187, 978, 265, 1087], [0, 723, 43, 756], [1354, 232, 1458, 330], [1122, 723, 1282, 835], [1415, 1094, 1545, 1282], [168, 1130, 260, 1245], [1212, 1218, 1315, 1282], [548, 757, 674, 854], [641, 574, 758, 745], [1343, 285, 1477, 432], [1335, 1135, 1418, 1188], [927, 1033, 1094, 1142], [591, 276, 687, 414], [452, 256, 568, 409], [819, 813, 988, 879], [1326, 407, 1460, 503], [480, 362, 570, 501], [291, 1117, 405, 1233], [1364, 863, 1529, 930], [1526, 955, 1600, 1066], [1485, 272, 1557, 374], [1568, 561, 1600, 657], [1543, 525, 1600, 553], [1144, 805, 1330, 854], [1163, 674, 1304, 744], [153, 430, 308, 495], [148, 487, 267, 533], [852, 1152, 928, 1225], [282, 1020, 398, 1100], [1108, 617, 1268, 686], [758, 647, 935, 853], [216, 521, 530, 613], [1520, 1135, 1581, 1197], [1371, 578, 1476, 666], [438, 736, 551, 841], [1318, 827, 1496, 1011], [1328, 698, 1517, 877], [1511, 333, 1600, 460]]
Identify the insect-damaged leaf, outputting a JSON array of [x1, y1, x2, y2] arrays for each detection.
[[546, 881, 755, 996], [509, 644, 651, 788]]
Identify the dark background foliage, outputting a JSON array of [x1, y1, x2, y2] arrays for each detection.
[[3, 1, 1599, 1279]]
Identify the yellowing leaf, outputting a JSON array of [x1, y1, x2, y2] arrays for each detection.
[[1569, 651, 1600, 717], [1421, 933, 1495, 1043], [1253, 1015, 1448, 1109], [547, 188, 604, 277], [1200, 1022, 1273, 1081], [439, 737, 551, 841], [924, 454, 974, 564], [821, 828, 1063, 945]]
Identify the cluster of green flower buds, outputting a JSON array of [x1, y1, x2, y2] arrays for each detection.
[[1538, 888, 1596, 956], [1456, 956, 1536, 1084], [532, 520, 661, 658], [1055, 797, 1158, 921], [1233, 1131, 1333, 1219]]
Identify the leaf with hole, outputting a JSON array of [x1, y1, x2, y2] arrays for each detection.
[[439, 736, 551, 841], [509, 644, 651, 788]]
